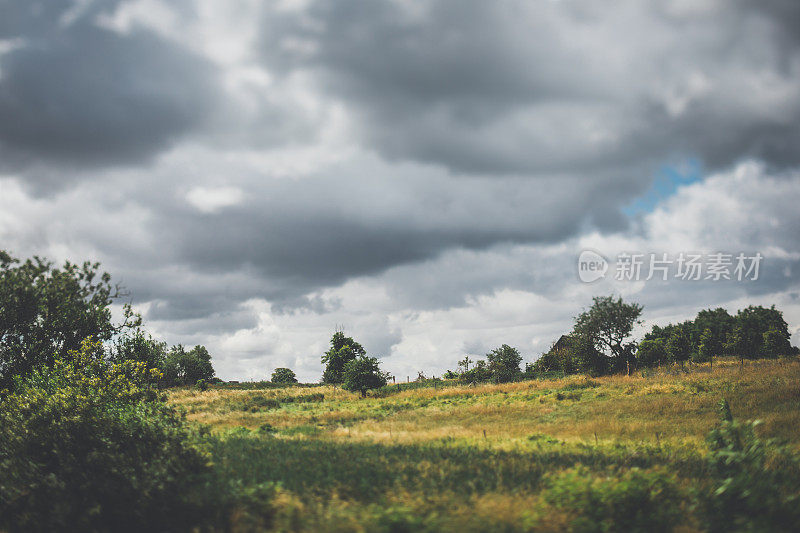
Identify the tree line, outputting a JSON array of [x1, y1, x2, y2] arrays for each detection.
[[2, 250, 797, 396], [529, 296, 797, 377], [0, 251, 215, 391], [319, 296, 796, 392]]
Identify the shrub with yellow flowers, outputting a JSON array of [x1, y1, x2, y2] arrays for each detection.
[[0, 338, 217, 532]]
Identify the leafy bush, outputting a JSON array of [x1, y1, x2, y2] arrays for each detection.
[[541, 466, 685, 533], [0, 338, 217, 532]]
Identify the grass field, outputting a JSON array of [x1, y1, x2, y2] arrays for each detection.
[[169, 358, 800, 532]]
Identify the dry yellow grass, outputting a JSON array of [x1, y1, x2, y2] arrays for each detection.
[[169, 357, 800, 448]]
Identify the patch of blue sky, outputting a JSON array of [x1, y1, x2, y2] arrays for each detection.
[[623, 158, 703, 216]]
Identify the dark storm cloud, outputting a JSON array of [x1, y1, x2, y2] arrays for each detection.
[[259, 0, 800, 175], [0, 0, 219, 181]]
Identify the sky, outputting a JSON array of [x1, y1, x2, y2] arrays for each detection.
[[1, 0, 799, 381]]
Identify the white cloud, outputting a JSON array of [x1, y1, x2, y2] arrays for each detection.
[[185, 186, 244, 213]]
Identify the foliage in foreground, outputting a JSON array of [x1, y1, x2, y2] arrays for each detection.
[[701, 400, 800, 532], [0, 339, 218, 532]]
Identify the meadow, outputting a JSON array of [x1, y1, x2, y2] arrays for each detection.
[[169, 358, 800, 532]]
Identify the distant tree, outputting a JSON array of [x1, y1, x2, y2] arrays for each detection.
[[443, 370, 459, 380], [162, 345, 215, 386], [458, 356, 473, 374], [573, 295, 643, 375], [342, 355, 388, 397], [321, 331, 366, 384], [486, 344, 523, 383], [636, 339, 667, 367], [0, 251, 140, 390], [735, 305, 790, 358], [693, 328, 714, 366], [271, 367, 298, 384], [666, 326, 692, 364], [184, 346, 214, 385]]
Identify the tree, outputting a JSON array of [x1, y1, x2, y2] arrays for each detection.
[[321, 331, 365, 384], [162, 345, 215, 386], [666, 326, 692, 364], [693, 328, 714, 366], [573, 295, 643, 375], [725, 324, 760, 364], [342, 355, 388, 397], [184, 345, 215, 384], [271, 367, 298, 384], [486, 344, 522, 383], [734, 305, 790, 359], [694, 308, 734, 358], [109, 330, 168, 384], [0, 251, 140, 390], [636, 339, 667, 367]]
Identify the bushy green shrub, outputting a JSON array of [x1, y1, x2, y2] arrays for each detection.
[[541, 466, 685, 533], [0, 338, 218, 532]]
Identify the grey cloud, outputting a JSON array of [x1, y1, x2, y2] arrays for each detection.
[[134, 157, 640, 313], [259, 0, 800, 175], [0, 1, 219, 183], [1, 0, 800, 379]]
